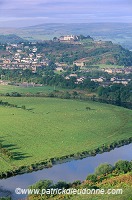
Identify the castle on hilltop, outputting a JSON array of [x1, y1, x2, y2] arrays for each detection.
[[59, 35, 79, 41]]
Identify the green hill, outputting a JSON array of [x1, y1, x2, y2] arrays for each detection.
[[31, 39, 132, 66], [0, 34, 26, 44]]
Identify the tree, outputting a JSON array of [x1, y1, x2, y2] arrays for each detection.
[[54, 181, 70, 189], [53, 37, 58, 41], [95, 163, 113, 175], [86, 106, 91, 110], [63, 92, 71, 99], [115, 160, 132, 173], [97, 86, 104, 96], [86, 174, 97, 183], [29, 180, 53, 190], [21, 105, 26, 110]]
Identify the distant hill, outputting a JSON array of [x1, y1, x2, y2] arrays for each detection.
[[30, 39, 132, 66], [19, 23, 132, 49], [0, 23, 132, 49], [0, 34, 26, 43], [0, 30, 132, 67], [80, 41, 132, 66]]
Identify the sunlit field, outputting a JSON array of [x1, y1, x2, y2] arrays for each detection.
[[0, 97, 131, 174]]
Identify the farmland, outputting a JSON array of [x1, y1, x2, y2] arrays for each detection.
[[0, 85, 63, 95], [0, 97, 132, 176]]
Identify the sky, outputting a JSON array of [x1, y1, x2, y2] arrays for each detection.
[[0, 0, 132, 27]]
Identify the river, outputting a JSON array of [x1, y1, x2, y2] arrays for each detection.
[[0, 143, 132, 200]]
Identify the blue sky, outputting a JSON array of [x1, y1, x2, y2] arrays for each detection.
[[0, 0, 132, 27]]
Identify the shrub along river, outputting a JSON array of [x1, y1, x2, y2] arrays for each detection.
[[0, 143, 132, 200]]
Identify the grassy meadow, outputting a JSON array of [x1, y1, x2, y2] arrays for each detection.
[[0, 85, 63, 95], [0, 96, 132, 175], [97, 64, 124, 68]]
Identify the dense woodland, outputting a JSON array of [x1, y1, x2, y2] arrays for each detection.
[[97, 83, 132, 103]]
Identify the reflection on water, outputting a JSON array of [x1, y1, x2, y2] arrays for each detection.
[[0, 143, 132, 199]]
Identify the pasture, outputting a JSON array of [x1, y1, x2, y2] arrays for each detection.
[[0, 84, 62, 95], [96, 64, 124, 68], [0, 97, 132, 174]]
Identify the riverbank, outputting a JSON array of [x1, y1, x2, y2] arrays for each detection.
[[27, 160, 132, 200], [0, 138, 131, 180], [0, 188, 11, 199], [0, 143, 131, 200]]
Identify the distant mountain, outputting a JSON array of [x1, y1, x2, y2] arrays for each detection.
[[0, 34, 26, 43]]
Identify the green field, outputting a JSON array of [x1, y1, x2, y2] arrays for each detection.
[[0, 97, 132, 174], [96, 64, 124, 68], [0, 85, 64, 95]]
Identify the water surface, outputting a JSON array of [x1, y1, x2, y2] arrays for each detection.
[[0, 143, 132, 200]]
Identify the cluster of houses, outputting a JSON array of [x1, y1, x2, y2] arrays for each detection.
[[102, 67, 132, 75], [91, 77, 131, 86], [64, 74, 131, 86], [0, 43, 49, 72], [73, 60, 132, 75], [0, 41, 131, 86]]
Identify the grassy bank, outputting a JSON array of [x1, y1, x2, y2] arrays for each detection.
[[0, 97, 132, 177], [47, 173, 132, 200], [27, 160, 132, 200], [1, 161, 132, 200]]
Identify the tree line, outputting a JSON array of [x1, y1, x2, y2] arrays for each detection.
[[97, 82, 132, 103], [0, 142, 13, 160]]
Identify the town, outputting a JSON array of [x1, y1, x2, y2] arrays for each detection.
[[0, 35, 132, 88], [0, 1, 132, 200]]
